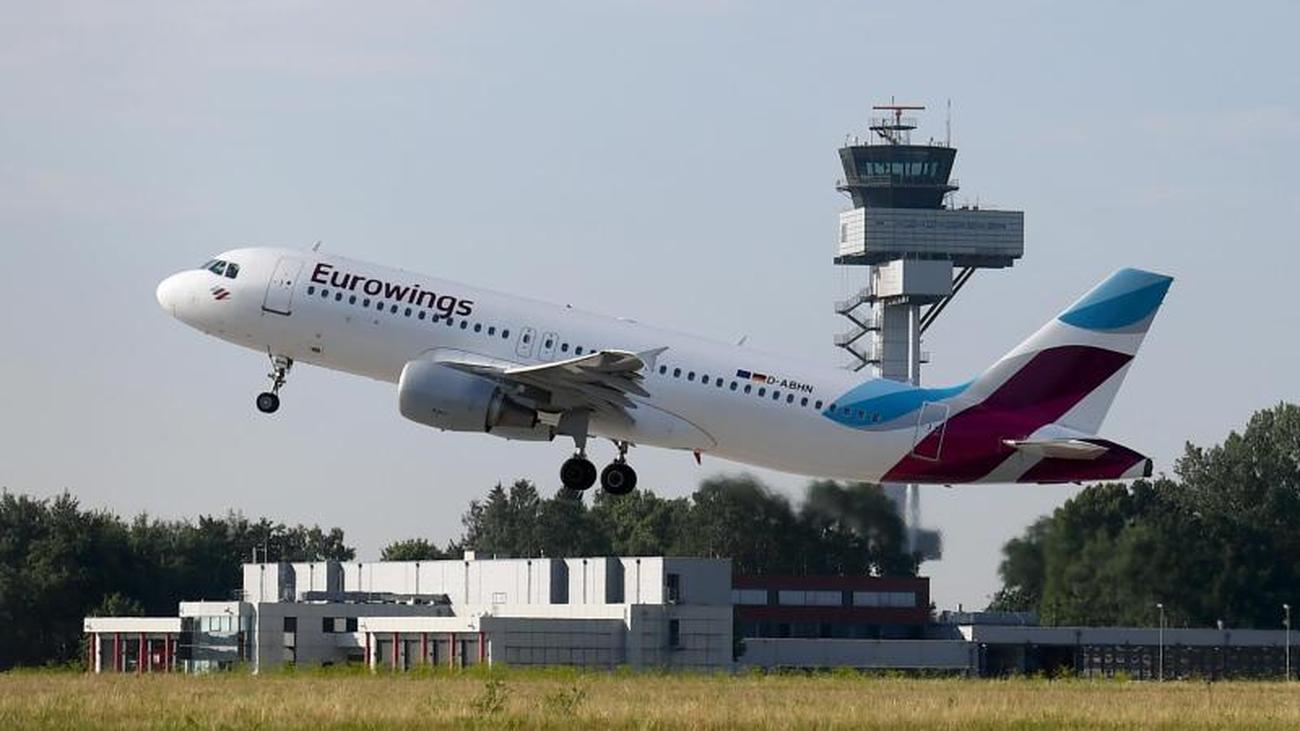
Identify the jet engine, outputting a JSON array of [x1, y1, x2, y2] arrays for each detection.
[[398, 359, 549, 440]]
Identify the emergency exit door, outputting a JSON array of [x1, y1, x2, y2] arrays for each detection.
[[262, 258, 304, 316]]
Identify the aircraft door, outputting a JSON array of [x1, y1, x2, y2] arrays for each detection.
[[515, 326, 536, 358], [538, 331, 558, 361], [263, 257, 304, 316], [911, 402, 949, 461]]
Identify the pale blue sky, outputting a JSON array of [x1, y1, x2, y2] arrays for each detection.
[[2, 1, 1296, 609]]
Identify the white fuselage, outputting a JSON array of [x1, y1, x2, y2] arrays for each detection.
[[157, 247, 925, 481]]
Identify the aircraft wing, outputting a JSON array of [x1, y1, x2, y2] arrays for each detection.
[[436, 348, 662, 417]]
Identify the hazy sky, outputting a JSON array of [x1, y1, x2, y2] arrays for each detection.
[[2, 1, 1297, 610]]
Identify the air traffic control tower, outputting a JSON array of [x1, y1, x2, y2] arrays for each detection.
[[834, 104, 1024, 379], [834, 103, 1025, 558]]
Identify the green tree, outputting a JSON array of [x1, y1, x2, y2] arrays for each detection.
[[381, 538, 457, 561], [991, 403, 1300, 628]]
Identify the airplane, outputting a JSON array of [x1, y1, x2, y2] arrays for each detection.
[[156, 248, 1172, 494]]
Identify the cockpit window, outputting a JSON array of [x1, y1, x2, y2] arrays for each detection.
[[201, 259, 239, 278]]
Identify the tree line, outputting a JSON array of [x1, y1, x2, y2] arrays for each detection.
[[991, 403, 1300, 629], [385, 476, 916, 578], [0, 476, 911, 669], [0, 498, 353, 669]]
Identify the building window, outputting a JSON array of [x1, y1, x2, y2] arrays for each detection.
[[322, 617, 334, 634], [666, 573, 681, 603], [283, 617, 297, 632], [668, 619, 681, 649], [345, 617, 357, 633]]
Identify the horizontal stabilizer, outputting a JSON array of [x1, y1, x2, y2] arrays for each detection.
[[1002, 438, 1109, 460]]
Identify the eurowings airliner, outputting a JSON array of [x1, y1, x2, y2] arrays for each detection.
[[156, 249, 1171, 494]]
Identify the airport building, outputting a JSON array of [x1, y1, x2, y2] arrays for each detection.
[[84, 556, 1295, 678]]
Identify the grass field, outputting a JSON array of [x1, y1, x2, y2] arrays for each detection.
[[2, 667, 1299, 730]]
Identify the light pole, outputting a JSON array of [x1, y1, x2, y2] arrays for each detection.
[[1156, 602, 1165, 682], [1285, 603, 1292, 681]]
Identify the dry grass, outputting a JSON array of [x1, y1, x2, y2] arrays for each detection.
[[2, 668, 1299, 730]]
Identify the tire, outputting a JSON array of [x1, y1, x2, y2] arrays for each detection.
[[600, 462, 637, 495], [560, 456, 597, 491], [256, 392, 280, 414]]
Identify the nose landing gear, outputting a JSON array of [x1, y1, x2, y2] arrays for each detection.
[[256, 355, 293, 414]]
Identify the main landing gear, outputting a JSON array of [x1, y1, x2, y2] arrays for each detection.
[[559, 436, 636, 495], [256, 355, 293, 414]]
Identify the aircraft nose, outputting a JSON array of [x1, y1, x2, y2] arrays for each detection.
[[156, 273, 185, 314]]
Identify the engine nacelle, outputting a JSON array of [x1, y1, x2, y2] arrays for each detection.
[[398, 359, 544, 437]]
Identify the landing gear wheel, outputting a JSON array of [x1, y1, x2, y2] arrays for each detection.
[[256, 392, 280, 414], [560, 456, 598, 491], [257, 354, 293, 415], [600, 462, 637, 495]]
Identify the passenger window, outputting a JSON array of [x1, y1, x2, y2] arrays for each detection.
[[561, 343, 569, 353], [544, 338, 553, 348], [523, 333, 531, 343], [786, 394, 794, 404], [729, 382, 737, 391], [659, 365, 667, 375], [418, 310, 426, 320], [404, 307, 412, 316], [701, 374, 709, 384], [502, 329, 510, 338], [445, 317, 454, 327], [362, 298, 370, 307], [335, 292, 343, 301], [758, 387, 766, 397], [744, 384, 752, 394], [687, 372, 695, 381], [308, 286, 316, 295], [376, 300, 385, 310], [673, 368, 681, 378], [225, 262, 239, 279], [576, 346, 584, 355], [800, 397, 808, 407], [349, 295, 356, 304], [488, 326, 496, 335], [390, 304, 398, 314], [815, 400, 823, 410], [474, 323, 482, 333], [772, 391, 780, 401], [322, 289, 330, 298], [715, 378, 723, 387], [460, 320, 468, 329]]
